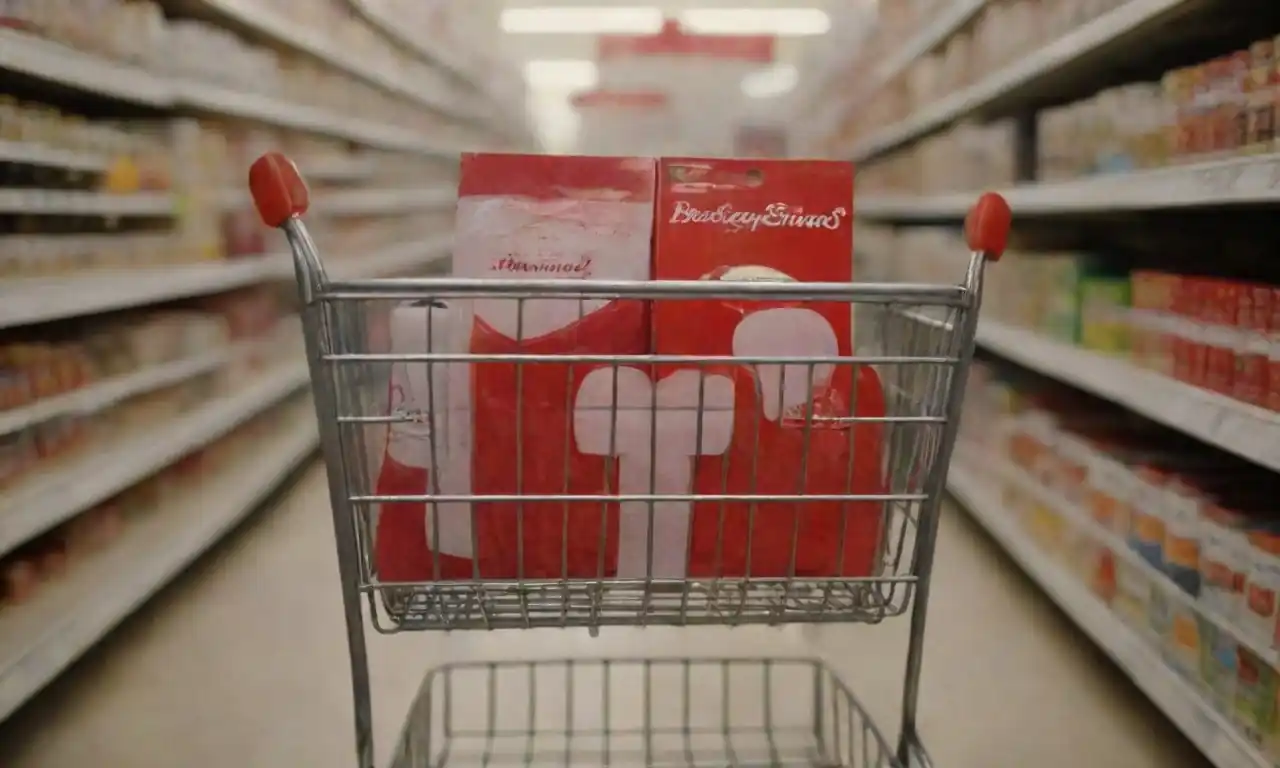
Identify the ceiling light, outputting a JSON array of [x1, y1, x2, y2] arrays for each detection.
[[523, 59, 599, 90], [679, 8, 831, 36], [741, 64, 799, 99], [501, 7, 664, 34]]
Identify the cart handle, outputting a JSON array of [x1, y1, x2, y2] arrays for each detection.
[[964, 192, 1011, 261], [249, 152, 310, 228], [248, 149, 1011, 263]]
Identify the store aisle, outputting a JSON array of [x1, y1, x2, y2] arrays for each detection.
[[0, 461, 1208, 768]]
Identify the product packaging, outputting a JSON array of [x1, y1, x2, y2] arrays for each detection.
[[372, 300, 474, 582], [372, 153, 656, 582], [649, 157, 887, 578]]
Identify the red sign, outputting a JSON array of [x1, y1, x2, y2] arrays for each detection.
[[571, 90, 670, 110], [597, 20, 774, 62]]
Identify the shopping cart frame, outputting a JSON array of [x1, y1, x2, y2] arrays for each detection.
[[249, 152, 1010, 768]]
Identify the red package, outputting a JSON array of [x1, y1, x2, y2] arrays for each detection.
[[650, 157, 886, 578], [1204, 279, 1238, 395], [1235, 283, 1271, 406], [1148, 272, 1178, 376], [1173, 277, 1207, 386], [1270, 287, 1280, 412], [372, 154, 655, 582]]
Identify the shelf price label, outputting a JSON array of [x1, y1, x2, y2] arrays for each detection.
[[1193, 164, 1245, 196]]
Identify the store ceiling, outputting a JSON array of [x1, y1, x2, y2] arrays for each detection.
[[495, 0, 843, 64], [445, 0, 876, 151]]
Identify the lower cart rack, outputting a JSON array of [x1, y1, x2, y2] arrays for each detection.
[[390, 659, 900, 768]]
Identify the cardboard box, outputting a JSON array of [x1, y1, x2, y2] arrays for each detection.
[[372, 153, 657, 581], [649, 157, 887, 578]]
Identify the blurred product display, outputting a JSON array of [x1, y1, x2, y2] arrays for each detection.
[[0, 0, 525, 723], [832, 1, 1280, 766]]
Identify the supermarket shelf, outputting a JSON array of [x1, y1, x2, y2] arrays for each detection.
[[0, 190, 173, 217], [0, 233, 451, 330], [0, 347, 233, 437], [0, 410, 318, 721], [343, 0, 478, 87], [855, 193, 975, 221], [320, 187, 456, 216], [947, 461, 1270, 768], [192, 0, 468, 118], [0, 27, 172, 106], [848, 0, 1196, 163], [988, 455, 1280, 671], [0, 258, 272, 330], [0, 362, 308, 558], [177, 80, 458, 157], [857, 153, 1280, 220], [0, 27, 460, 157], [0, 139, 111, 174], [854, 0, 987, 110], [977, 321, 1280, 472], [319, 233, 454, 279], [307, 156, 377, 182]]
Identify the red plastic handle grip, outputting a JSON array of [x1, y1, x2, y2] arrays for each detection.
[[964, 192, 1011, 261], [249, 152, 310, 228]]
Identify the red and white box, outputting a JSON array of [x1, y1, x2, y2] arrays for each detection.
[[372, 153, 656, 582], [647, 157, 887, 578]]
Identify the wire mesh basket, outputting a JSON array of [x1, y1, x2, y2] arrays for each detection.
[[389, 658, 903, 768], [314, 285, 969, 634]]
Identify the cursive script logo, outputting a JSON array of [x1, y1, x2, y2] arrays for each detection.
[[668, 200, 848, 232], [490, 253, 594, 275]]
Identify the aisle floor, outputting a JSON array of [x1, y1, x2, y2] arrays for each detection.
[[0, 462, 1208, 768]]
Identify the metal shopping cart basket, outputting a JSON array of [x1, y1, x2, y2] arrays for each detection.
[[248, 152, 1011, 768]]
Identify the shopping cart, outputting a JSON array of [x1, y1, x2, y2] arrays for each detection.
[[248, 152, 1010, 768]]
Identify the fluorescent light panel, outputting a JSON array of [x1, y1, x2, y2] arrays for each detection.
[[523, 59, 599, 90], [501, 7, 663, 34], [741, 64, 799, 99], [679, 8, 831, 36]]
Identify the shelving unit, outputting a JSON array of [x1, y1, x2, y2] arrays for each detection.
[[0, 409, 319, 721], [975, 322, 1280, 472], [0, 0, 495, 720], [830, 0, 1280, 764], [857, 152, 1280, 219], [947, 463, 1272, 768], [839, 0, 1201, 162]]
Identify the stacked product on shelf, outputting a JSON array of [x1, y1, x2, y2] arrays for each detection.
[[0, 0, 493, 723], [826, 0, 1130, 158], [883, 228, 1280, 415], [843, 2, 1280, 765], [0, 390, 314, 609], [0, 0, 497, 146], [858, 32, 1280, 195], [956, 360, 1280, 758]]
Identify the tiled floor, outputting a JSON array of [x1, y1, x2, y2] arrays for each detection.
[[0, 462, 1208, 768]]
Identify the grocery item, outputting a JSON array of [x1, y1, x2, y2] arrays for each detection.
[[1201, 504, 1255, 621], [852, 33, 1280, 195], [1198, 616, 1238, 713], [1244, 529, 1280, 649], [1237, 647, 1280, 749], [373, 153, 655, 582], [1162, 478, 1203, 597], [1167, 598, 1202, 681], [652, 157, 886, 578]]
